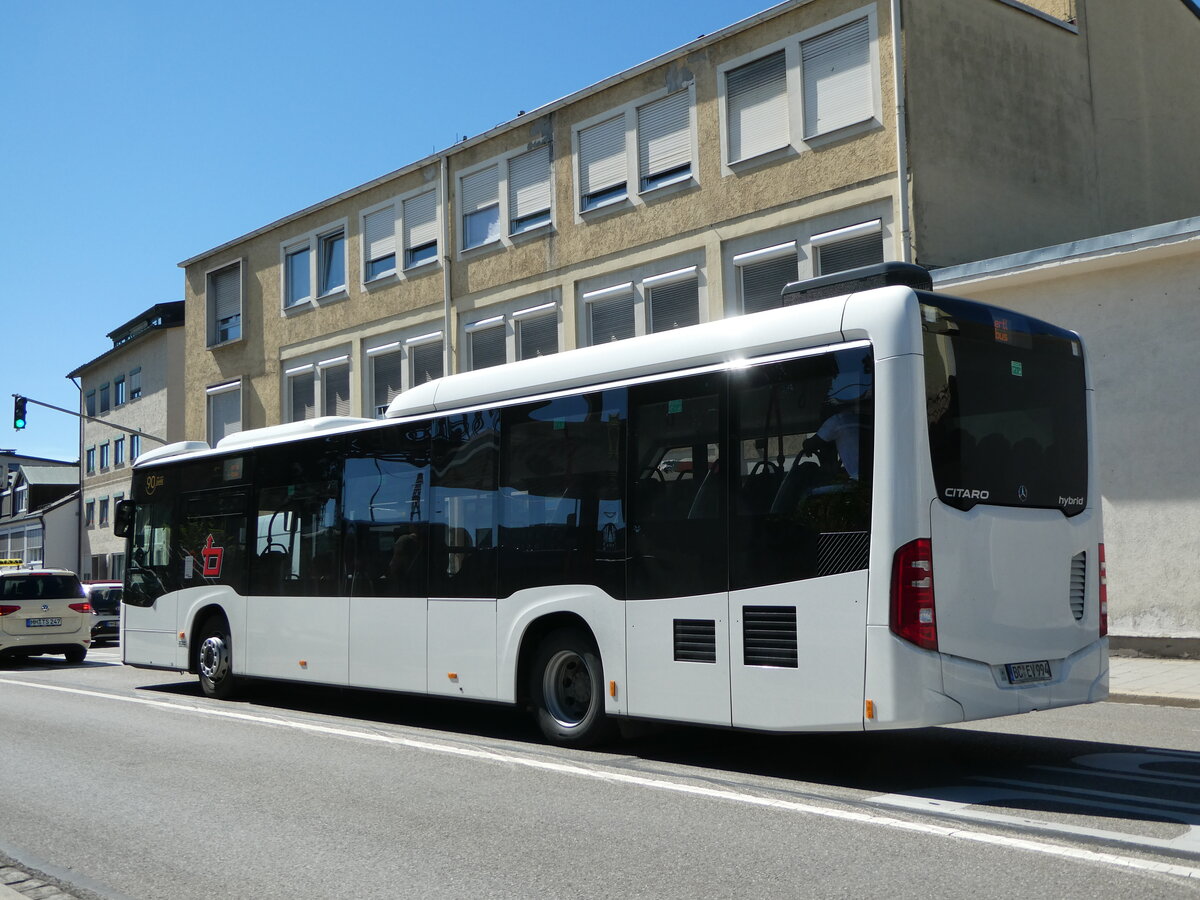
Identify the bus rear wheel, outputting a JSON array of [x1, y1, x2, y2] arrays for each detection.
[[529, 627, 612, 747], [197, 618, 239, 700]]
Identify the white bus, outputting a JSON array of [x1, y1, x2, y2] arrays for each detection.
[[117, 265, 1107, 746]]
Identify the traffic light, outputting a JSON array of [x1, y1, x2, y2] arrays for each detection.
[[13, 396, 27, 430]]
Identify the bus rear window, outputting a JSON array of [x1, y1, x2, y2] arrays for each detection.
[[921, 295, 1087, 516]]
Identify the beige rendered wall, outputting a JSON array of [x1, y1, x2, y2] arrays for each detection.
[[1081, 0, 1200, 232], [937, 237, 1200, 639], [182, 0, 901, 438], [903, 0, 1099, 267]]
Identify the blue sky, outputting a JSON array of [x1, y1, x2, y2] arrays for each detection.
[[0, 0, 778, 461]]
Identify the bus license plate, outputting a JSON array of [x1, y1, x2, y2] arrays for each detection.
[[1006, 660, 1051, 684], [26, 617, 62, 628]]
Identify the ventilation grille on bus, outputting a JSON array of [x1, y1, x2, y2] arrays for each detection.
[[1070, 551, 1087, 621], [743, 606, 798, 668], [818, 531, 870, 577], [674, 619, 717, 663]]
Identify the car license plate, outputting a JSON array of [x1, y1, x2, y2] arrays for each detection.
[[26, 617, 62, 628], [1005, 660, 1051, 684]]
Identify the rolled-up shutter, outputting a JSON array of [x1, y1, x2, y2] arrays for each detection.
[[802, 17, 871, 138], [509, 145, 552, 231], [363, 206, 396, 268], [579, 116, 627, 202], [638, 91, 691, 188], [404, 191, 438, 253], [726, 50, 788, 162]]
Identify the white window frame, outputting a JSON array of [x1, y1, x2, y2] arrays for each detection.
[[458, 296, 560, 368], [206, 380, 242, 447], [360, 200, 398, 285], [721, 205, 891, 317], [205, 259, 242, 348], [363, 329, 446, 417], [456, 142, 553, 256], [576, 256, 705, 347], [281, 218, 350, 313], [282, 352, 353, 422], [716, 6, 880, 174], [573, 82, 698, 221], [402, 187, 440, 272]]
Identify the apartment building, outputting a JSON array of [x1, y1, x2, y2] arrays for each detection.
[[68, 302, 186, 580], [179, 0, 1200, 441], [0, 452, 77, 568]]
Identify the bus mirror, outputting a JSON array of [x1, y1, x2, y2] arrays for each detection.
[[113, 499, 135, 538]]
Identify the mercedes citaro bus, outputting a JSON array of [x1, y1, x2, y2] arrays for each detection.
[[116, 263, 1106, 746]]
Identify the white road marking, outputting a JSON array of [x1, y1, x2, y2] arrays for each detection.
[[3, 676, 1199, 883]]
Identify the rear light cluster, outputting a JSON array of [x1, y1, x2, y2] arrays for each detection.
[[0, 605, 21, 617], [1098, 543, 1108, 637], [68, 602, 92, 614], [891, 538, 937, 650]]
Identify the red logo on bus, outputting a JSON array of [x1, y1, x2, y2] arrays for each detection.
[[201, 535, 224, 577]]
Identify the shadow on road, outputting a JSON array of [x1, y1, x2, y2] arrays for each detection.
[[133, 674, 1200, 846]]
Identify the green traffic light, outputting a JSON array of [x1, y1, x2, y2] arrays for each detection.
[[13, 396, 27, 429]]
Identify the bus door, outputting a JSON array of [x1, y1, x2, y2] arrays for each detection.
[[246, 442, 348, 685], [625, 372, 732, 726], [343, 423, 432, 694], [728, 348, 873, 731]]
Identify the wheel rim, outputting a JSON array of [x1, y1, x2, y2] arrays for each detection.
[[542, 649, 593, 728], [199, 634, 229, 684]]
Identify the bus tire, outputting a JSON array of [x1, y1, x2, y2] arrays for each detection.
[[529, 627, 612, 747], [197, 617, 239, 701]]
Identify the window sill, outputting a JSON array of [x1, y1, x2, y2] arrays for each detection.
[[637, 174, 698, 205], [402, 259, 441, 278], [801, 117, 882, 151], [362, 271, 399, 292], [723, 143, 795, 177], [459, 237, 504, 261], [578, 195, 632, 223], [315, 288, 349, 306]]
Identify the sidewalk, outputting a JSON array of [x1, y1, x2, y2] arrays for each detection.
[[1108, 655, 1200, 708]]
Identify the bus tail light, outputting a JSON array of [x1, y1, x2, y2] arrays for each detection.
[[1098, 543, 1108, 637], [891, 538, 937, 651]]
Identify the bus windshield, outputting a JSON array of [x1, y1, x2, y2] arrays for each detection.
[[921, 294, 1088, 516]]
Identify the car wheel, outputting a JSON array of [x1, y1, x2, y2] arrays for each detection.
[[529, 627, 613, 748], [197, 618, 240, 700], [64, 646, 87, 664]]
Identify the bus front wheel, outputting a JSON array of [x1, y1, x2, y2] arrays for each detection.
[[197, 618, 239, 701], [529, 627, 612, 747]]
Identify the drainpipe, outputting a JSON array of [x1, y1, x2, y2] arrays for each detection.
[[440, 155, 454, 377], [891, 0, 913, 263]]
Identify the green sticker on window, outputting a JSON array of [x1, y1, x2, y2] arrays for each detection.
[[668, 399, 683, 414], [553, 418, 565, 430], [1011, 361, 1023, 377]]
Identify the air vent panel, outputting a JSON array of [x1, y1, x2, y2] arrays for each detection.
[[674, 619, 717, 663], [1070, 551, 1087, 621], [743, 606, 798, 668]]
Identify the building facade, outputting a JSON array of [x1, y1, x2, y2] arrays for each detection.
[[0, 457, 78, 569], [68, 302, 186, 580], [173, 0, 1199, 642], [934, 217, 1200, 648]]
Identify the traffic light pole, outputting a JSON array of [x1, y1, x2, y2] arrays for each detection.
[[11, 394, 169, 444]]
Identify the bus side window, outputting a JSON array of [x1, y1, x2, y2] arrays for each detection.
[[431, 411, 499, 598]]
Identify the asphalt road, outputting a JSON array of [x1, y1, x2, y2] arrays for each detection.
[[2, 645, 1198, 899]]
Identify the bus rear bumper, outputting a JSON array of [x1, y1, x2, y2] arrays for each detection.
[[942, 637, 1109, 722]]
